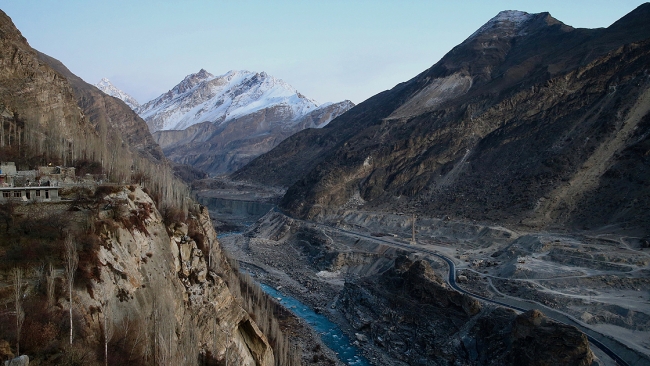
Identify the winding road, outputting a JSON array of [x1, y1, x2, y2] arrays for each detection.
[[309, 220, 644, 366]]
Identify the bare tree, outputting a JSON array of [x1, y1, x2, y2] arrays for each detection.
[[64, 234, 78, 345], [151, 294, 172, 366], [13, 267, 25, 356], [126, 317, 146, 362], [142, 311, 152, 365], [46, 262, 56, 311], [101, 290, 114, 366]]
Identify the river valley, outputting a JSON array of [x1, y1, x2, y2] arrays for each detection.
[[195, 179, 650, 366]]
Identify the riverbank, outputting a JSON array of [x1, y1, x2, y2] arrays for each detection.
[[219, 231, 408, 366]]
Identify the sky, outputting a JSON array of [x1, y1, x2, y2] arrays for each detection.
[[1, 1, 646, 105]]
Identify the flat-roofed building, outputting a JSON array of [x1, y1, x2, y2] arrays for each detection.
[[0, 187, 61, 203]]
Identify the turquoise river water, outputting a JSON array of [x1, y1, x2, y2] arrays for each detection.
[[260, 284, 371, 366]]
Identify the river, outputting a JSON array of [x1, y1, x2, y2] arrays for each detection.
[[260, 284, 371, 366], [201, 196, 372, 365]]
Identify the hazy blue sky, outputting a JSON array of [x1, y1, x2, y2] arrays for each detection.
[[1, 1, 646, 105]]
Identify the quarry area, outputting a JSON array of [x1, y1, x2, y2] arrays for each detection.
[[196, 181, 650, 366]]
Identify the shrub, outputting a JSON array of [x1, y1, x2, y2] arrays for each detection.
[[93, 185, 120, 199], [74, 159, 103, 176], [161, 205, 186, 228], [187, 219, 206, 254], [76, 232, 102, 286]]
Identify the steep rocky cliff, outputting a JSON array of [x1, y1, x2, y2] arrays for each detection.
[[0, 186, 275, 365], [338, 257, 593, 365], [234, 5, 650, 236], [0, 10, 97, 165], [74, 186, 274, 365]]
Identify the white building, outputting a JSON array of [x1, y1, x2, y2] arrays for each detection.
[[0, 186, 61, 203]]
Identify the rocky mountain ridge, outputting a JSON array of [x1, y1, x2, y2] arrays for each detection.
[[94, 69, 354, 176], [138, 69, 324, 133], [234, 4, 650, 236], [94, 77, 141, 110]]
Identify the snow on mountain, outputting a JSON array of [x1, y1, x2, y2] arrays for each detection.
[[465, 10, 534, 41], [94, 78, 141, 110], [137, 69, 321, 132], [305, 100, 355, 128]]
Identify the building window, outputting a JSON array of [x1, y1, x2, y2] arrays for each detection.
[[14, 191, 21, 197], [2, 192, 9, 198], [36, 190, 40, 197]]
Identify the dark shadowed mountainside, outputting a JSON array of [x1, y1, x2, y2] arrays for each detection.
[[234, 5, 650, 236], [36, 52, 166, 164]]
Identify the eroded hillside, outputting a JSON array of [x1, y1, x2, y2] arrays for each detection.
[[235, 5, 650, 237]]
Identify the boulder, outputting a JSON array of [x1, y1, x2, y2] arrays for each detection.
[[4, 355, 28, 366]]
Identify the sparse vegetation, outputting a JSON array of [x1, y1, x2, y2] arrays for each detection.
[[64, 234, 78, 346], [220, 251, 302, 366]]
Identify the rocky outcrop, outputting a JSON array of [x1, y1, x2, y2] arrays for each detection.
[[235, 5, 650, 235], [76, 187, 274, 365], [509, 310, 593, 366], [337, 257, 593, 365]]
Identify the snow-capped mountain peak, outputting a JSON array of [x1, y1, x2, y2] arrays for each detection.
[[94, 78, 141, 110], [466, 10, 534, 41], [137, 69, 321, 132], [172, 69, 215, 95]]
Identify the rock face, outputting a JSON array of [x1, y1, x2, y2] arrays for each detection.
[[0, 10, 97, 163], [234, 5, 650, 235], [80, 187, 274, 365], [337, 257, 593, 365], [510, 310, 593, 366], [37, 52, 166, 164]]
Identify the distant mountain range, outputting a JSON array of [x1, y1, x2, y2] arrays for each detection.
[[95, 78, 141, 110], [95, 69, 353, 175]]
